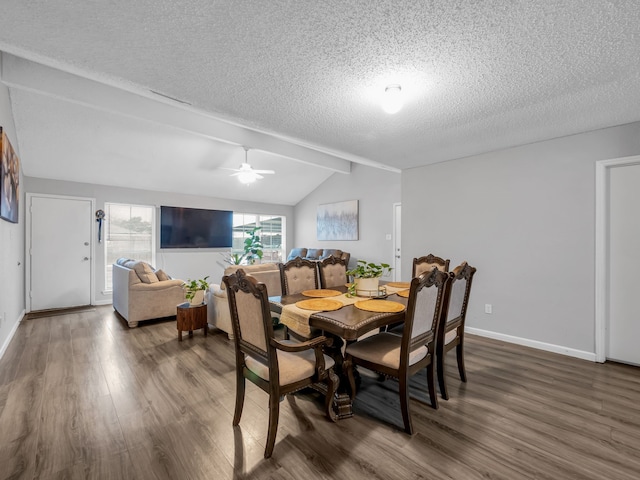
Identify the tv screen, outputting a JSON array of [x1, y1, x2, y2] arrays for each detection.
[[160, 206, 233, 248]]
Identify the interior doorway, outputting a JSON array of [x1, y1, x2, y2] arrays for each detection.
[[393, 203, 401, 281], [26, 193, 94, 311], [595, 155, 640, 365]]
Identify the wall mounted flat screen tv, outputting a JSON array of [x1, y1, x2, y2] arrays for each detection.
[[160, 206, 233, 248]]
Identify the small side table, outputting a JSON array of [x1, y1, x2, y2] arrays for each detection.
[[177, 302, 208, 341]]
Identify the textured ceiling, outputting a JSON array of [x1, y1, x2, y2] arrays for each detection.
[[1, 0, 640, 204]]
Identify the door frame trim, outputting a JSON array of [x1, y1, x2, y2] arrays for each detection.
[[595, 155, 640, 363], [25, 193, 96, 312], [392, 202, 401, 282]]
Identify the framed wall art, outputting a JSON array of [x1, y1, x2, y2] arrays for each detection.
[[317, 200, 358, 241], [0, 127, 20, 224]]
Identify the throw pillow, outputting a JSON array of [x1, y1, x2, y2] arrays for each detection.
[[155, 269, 170, 281], [133, 261, 159, 283]]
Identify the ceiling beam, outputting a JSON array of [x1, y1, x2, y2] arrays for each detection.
[[1, 52, 359, 174]]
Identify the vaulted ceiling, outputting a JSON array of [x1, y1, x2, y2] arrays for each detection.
[[1, 1, 639, 205]]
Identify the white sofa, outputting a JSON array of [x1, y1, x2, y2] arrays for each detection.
[[207, 263, 282, 339], [112, 259, 186, 328]]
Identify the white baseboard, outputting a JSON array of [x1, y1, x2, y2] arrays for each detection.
[[93, 300, 112, 306], [466, 327, 597, 362], [0, 309, 25, 361]]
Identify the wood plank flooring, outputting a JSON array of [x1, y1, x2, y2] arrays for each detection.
[[0, 306, 639, 479]]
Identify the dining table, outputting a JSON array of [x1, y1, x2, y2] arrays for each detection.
[[269, 282, 410, 419]]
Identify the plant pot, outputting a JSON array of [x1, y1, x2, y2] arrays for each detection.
[[189, 290, 205, 306], [355, 277, 380, 297]]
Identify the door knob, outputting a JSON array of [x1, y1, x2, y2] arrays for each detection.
[[84, 242, 89, 246], [395, 255, 401, 259], [83, 257, 89, 261]]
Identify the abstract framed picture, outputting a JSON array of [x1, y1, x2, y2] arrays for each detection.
[[0, 127, 20, 223], [317, 200, 358, 241]]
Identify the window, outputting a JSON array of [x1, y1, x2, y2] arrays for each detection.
[[104, 203, 155, 290], [233, 213, 285, 263]]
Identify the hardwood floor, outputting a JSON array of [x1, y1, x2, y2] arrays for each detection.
[[1, 306, 639, 479]]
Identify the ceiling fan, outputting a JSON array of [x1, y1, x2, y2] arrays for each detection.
[[222, 147, 275, 184]]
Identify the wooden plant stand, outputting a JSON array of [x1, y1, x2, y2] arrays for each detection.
[[176, 302, 208, 341]]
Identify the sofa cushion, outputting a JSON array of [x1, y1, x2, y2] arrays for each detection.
[[155, 269, 170, 281], [305, 248, 322, 260], [320, 249, 342, 260], [287, 248, 307, 261], [132, 261, 159, 283]]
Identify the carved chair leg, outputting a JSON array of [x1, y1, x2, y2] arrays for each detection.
[[324, 368, 339, 422], [398, 374, 413, 435], [233, 374, 245, 426], [426, 362, 439, 410], [457, 338, 467, 382], [265, 392, 281, 458], [437, 345, 449, 401]]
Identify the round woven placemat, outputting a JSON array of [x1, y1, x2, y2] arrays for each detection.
[[296, 298, 343, 311], [387, 282, 410, 289], [395, 289, 410, 298], [301, 289, 342, 298], [354, 299, 405, 313]]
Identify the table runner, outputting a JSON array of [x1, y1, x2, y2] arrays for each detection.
[[280, 285, 409, 337]]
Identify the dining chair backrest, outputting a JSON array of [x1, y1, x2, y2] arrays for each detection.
[[412, 254, 450, 277], [280, 257, 319, 295], [446, 262, 475, 325], [318, 256, 348, 288], [402, 268, 450, 366], [224, 269, 274, 368]]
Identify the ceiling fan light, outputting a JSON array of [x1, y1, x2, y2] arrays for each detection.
[[381, 84, 403, 114], [238, 171, 257, 184]]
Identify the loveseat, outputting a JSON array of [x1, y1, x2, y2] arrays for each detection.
[[112, 258, 185, 328], [206, 263, 282, 339], [286, 248, 350, 267]]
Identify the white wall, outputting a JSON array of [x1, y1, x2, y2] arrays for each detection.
[[402, 122, 640, 358], [293, 162, 401, 271], [24, 176, 294, 304], [0, 52, 26, 358]]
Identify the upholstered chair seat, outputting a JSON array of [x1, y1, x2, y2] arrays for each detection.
[[344, 333, 428, 370], [245, 340, 335, 386]]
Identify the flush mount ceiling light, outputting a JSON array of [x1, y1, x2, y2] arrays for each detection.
[[224, 147, 275, 184], [381, 84, 403, 114]]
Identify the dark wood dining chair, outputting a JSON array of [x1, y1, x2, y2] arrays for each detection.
[[279, 257, 319, 295], [344, 268, 451, 434], [412, 254, 450, 277], [279, 257, 322, 340], [318, 255, 348, 288], [437, 261, 476, 400], [223, 269, 339, 458]]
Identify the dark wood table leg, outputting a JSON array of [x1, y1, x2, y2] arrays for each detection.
[[322, 333, 354, 419]]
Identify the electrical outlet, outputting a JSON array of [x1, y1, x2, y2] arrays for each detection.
[[485, 304, 492, 314]]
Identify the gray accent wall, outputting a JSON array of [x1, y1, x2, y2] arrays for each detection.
[[24, 177, 294, 305], [293, 162, 401, 271], [0, 52, 26, 357], [402, 122, 640, 356]]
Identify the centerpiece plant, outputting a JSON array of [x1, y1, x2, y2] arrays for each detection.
[[346, 260, 392, 297]]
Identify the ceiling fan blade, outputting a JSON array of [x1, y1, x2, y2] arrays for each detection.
[[252, 169, 275, 174], [254, 173, 264, 180]]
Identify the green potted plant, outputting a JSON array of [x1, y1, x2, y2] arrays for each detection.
[[243, 226, 264, 265], [346, 260, 392, 296], [183, 276, 210, 305]]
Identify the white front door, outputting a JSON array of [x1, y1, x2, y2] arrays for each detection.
[[607, 164, 640, 365], [29, 194, 93, 311]]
